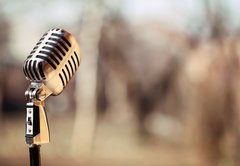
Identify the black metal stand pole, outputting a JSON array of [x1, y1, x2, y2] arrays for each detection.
[[29, 144, 41, 166]]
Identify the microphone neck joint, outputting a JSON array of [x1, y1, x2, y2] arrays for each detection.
[[25, 82, 52, 102]]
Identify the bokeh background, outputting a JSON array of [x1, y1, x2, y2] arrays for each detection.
[[1, 0, 240, 165]]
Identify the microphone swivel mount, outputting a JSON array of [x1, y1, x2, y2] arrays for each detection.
[[25, 83, 51, 145]]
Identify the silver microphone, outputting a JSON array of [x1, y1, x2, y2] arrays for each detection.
[[23, 28, 81, 145], [23, 28, 81, 96]]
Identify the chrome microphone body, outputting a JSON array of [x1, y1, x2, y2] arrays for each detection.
[[23, 28, 81, 146]]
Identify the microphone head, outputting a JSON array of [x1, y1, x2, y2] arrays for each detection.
[[23, 28, 81, 96]]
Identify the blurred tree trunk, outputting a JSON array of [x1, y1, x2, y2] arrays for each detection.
[[0, 11, 11, 124], [71, 0, 105, 156]]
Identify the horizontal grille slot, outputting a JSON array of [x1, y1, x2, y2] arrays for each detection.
[[30, 50, 36, 54], [25, 61, 31, 79], [28, 60, 35, 80], [55, 44, 65, 56], [52, 33, 62, 38], [71, 55, 77, 71], [43, 33, 48, 37], [62, 36, 71, 47], [36, 41, 42, 45], [49, 37, 58, 42], [62, 68, 68, 83], [52, 33, 71, 47], [39, 37, 45, 41], [36, 55, 56, 69], [74, 51, 80, 66], [68, 60, 74, 75], [45, 42, 65, 56], [39, 50, 59, 65], [38, 62, 45, 79], [27, 54, 33, 59], [33, 60, 40, 80], [33, 46, 38, 50], [59, 41, 68, 51], [23, 61, 30, 79], [50, 34, 69, 52], [59, 73, 65, 87], [65, 64, 71, 80], [42, 46, 63, 60], [46, 42, 57, 47]]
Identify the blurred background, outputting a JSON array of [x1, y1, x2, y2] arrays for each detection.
[[1, 0, 240, 165]]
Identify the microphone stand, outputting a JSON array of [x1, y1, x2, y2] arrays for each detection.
[[29, 144, 41, 166], [25, 83, 51, 166]]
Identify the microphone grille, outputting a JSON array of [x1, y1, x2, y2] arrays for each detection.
[[23, 28, 81, 95], [58, 51, 80, 87], [23, 28, 80, 83]]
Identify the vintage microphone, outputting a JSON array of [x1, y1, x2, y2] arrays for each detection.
[[23, 28, 81, 166]]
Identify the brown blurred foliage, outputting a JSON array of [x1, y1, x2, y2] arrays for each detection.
[[96, 1, 240, 165]]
